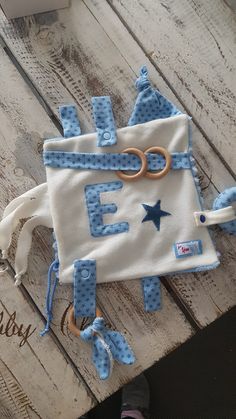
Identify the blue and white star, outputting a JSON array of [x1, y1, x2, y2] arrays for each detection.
[[142, 199, 171, 231]]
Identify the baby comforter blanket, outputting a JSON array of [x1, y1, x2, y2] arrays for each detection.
[[1, 67, 235, 378]]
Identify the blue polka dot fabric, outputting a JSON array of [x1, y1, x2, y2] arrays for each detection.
[[74, 259, 96, 318], [44, 150, 190, 170], [142, 276, 161, 312], [213, 187, 236, 235], [104, 330, 135, 365], [59, 105, 81, 138], [85, 181, 129, 237], [80, 317, 135, 380], [92, 96, 117, 147], [128, 66, 182, 126]]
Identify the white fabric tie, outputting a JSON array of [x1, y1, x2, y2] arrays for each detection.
[[194, 206, 236, 227], [0, 183, 52, 284]]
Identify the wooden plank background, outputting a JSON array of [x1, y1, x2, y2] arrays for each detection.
[[0, 10, 193, 410], [0, 0, 235, 416], [108, 0, 236, 171]]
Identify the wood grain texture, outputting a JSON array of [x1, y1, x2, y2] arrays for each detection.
[[0, 37, 194, 402], [0, 357, 41, 419], [0, 271, 94, 419], [108, 0, 236, 171]]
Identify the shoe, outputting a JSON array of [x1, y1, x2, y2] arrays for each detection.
[[121, 373, 150, 419]]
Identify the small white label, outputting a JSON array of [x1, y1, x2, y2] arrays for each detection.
[[174, 240, 202, 258]]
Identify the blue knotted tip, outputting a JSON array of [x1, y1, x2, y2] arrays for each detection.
[[140, 65, 148, 77], [135, 65, 150, 92], [92, 317, 105, 332], [80, 317, 105, 342]]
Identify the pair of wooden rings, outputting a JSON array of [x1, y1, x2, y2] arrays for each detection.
[[67, 304, 102, 337], [116, 146, 172, 181]]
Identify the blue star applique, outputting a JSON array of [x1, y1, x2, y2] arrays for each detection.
[[142, 200, 171, 231]]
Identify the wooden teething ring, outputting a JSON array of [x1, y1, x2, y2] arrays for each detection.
[[145, 146, 172, 179], [67, 304, 102, 337], [116, 147, 148, 181]]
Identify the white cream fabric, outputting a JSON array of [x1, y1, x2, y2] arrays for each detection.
[[194, 207, 236, 227], [44, 114, 219, 284]]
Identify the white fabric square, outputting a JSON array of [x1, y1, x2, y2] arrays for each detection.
[[44, 114, 219, 284]]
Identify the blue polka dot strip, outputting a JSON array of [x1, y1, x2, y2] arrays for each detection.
[[142, 276, 161, 312], [59, 105, 81, 138], [85, 181, 129, 237], [104, 330, 135, 365], [92, 96, 117, 147], [44, 150, 190, 170], [128, 66, 182, 126], [74, 259, 96, 318]]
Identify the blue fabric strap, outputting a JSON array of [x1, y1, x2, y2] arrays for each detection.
[[128, 66, 182, 126], [74, 260, 96, 318], [44, 150, 190, 170], [142, 276, 161, 312], [59, 105, 81, 138], [92, 96, 117, 147]]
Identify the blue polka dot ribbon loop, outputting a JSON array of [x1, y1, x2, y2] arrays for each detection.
[[128, 66, 182, 126], [74, 260, 96, 318], [59, 104, 81, 138], [142, 276, 162, 312], [92, 96, 117, 147], [80, 317, 135, 380]]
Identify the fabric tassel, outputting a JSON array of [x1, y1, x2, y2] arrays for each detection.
[[80, 317, 135, 380]]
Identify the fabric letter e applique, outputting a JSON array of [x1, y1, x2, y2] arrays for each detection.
[[85, 181, 129, 237]]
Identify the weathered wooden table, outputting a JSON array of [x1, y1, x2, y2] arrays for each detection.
[[0, 1, 235, 418]]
